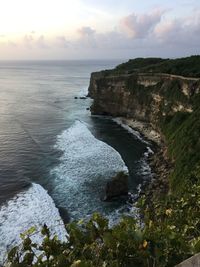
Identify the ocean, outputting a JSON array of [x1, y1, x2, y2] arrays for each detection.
[[0, 60, 151, 264]]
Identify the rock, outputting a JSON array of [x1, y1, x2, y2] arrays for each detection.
[[104, 172, 128, 201], [88, 70, 197, 121], [74, 96, 87, 100], [58, 207, 70, 224]]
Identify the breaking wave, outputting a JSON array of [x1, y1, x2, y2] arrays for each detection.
[[112, 118, 149, 145], [0, 183, 67, 265], [51, 120, 128, 220]]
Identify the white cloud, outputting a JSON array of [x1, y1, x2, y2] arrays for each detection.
[[56, 36, 71, 48], [76, 26, 97, 48], [77, 26, 96, 37], [36, 35, 49, 49], [120, 9, 165, 38], [1, 8, 200, 59], [23, 34, 34, 48], [154, 10, 200, 47]]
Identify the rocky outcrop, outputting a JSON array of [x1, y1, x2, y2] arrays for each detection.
[[88, 72, 200, 133], [104, 172, 128, 201]]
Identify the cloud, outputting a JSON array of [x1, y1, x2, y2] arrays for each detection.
[[154, 11, 200, 47], [23, 33, 34, 48], [77, 26, 95, 37], [22, 33, 49, 49], [1, 8, 200, 59], [54, 10, 200, 57], [36, 35, 49, 49], [76, 26, 97, 48], [56, 36, 71, 48], [120, 9, 165, 38]]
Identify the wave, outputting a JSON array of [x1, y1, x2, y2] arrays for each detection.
[[0, 183, 67, 265], [51, 120, 128, 220], [113, 118, 149, 145], [113, 118, 154, 196], [112, 118, 153, 179]]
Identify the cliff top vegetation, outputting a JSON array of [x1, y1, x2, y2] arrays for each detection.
[[103, 56, 200, 78]]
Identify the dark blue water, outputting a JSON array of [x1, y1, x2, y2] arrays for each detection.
[[0, 60, 149, 220]]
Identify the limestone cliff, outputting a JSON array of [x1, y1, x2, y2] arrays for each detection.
[[88, 57, 200, 192], [88, 71, 199, 133]]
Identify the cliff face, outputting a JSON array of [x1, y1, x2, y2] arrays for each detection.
[[88, 67, 200, 192], [89, 72, 200, 132]]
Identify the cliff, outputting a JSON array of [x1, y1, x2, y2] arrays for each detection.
[[88, 57, 200, 192], [89, 72, 199, 128]]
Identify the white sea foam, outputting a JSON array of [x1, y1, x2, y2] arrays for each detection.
[[0, 183, 67, 265], [113, 118, 153, 181], [51, 120, 128, 220], [136, 147, 153, 184], [78, 87, 88, 96], [113, 118, 149, 145], [144, 146, 154, 157]]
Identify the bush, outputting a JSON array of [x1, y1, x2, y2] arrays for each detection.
[[161, 108, 200, 191], [110, 56, 200, 77], [7, 183, 200, 267]]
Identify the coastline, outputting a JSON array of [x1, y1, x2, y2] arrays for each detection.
[[113, 116, 172, 197], [113, 117, 161, 145]]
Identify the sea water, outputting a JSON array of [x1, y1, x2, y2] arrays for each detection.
[[0, 60, 151, 263]]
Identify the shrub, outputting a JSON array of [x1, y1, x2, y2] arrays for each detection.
[[7, 183, 200, 267]]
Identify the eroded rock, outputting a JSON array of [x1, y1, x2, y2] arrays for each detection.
[[104, 171, 128, 201]]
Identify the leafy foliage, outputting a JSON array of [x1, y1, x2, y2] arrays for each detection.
[[106, 56, 200, 77], [115, 58, 167, 73], [161, 107, 200, 191], [7, 183, 200, 267], [143, 56, 200, 78]]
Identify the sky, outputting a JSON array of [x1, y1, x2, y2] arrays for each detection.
[[0, 0, 200, 60]]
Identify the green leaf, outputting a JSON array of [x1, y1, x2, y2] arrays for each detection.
[[41, 224, 50, 237], [22, 252, 34, 265], [23, 237, 32, 250], [8, 246, 18, 260]]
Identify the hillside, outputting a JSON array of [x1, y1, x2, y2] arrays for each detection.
[[102, 56, 200, 78]]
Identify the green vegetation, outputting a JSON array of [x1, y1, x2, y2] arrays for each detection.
[[156, 80, 188, 104], [121, 57, 200, 192], [105, 55, 200, 77], [161, 107, 200, 191], [143, 56, 200, 78], [115, 58, 167, 73], [125, 76, 153, 105], [7, 182, 200, 267]]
